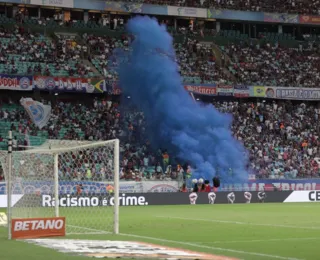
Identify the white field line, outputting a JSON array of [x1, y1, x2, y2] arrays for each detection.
[[119, 232, 304, 260], [156, 216, 320, 230], [195, 237, 320, 244], [64, 224, 304, 260]]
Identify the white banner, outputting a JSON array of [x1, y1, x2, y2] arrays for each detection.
[[167, 6, 207, 18], [20, 98, 51, 129], [284, 190, 320, 202], [30, 0, 74, 8], [142, 181, 179, 192], [119, 181, 179, 193]]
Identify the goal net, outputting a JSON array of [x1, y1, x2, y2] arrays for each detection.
[[0, 136, 119, 239]]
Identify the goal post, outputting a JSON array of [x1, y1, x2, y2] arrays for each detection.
[[1, 131, 120, 239]]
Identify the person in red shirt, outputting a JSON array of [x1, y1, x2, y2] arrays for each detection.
[[204, 180, 211, 192], [180, 183, 187, 192], [199, 183, 206, 192], [76, 184, 82, 195]]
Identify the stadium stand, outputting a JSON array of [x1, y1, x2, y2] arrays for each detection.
[[113, 0, 320, 14], [224, 42, 320, 87], [1, 97, 320, 180], [0, 4, 319, 181]]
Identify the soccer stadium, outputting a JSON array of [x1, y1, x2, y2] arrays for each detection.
[[0, 0, 320, 259]]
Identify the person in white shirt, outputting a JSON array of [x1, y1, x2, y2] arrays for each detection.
[[113, 18, 117, 30]]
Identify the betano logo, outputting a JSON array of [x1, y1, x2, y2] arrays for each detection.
[[12, 217, 65, 239], [14, 219, 64, 231]]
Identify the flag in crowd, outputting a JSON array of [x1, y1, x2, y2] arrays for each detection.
[[20, 98, 51, 129]]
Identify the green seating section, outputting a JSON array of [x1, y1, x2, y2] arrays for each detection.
[[0, 33, 100, 77], [219, 30, 249, 40], [0, 104, 88, 150]]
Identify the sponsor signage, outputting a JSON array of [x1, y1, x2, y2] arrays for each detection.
[[207, 9, 264, 21], [221, 180, 319, 192], [184, 85, 216, 96], [249, 86, 320, 100], [33, 76, 105, 93], [217, 85, 233, 96], [0, 75, 32, 91], [42, 194, 149, 207], [284, 190, 320, 202], [0, 181, 178, 196], [264, 13, 299, 24], [104, 2, 167, 15], [274, 87, 320, 100], [234, 85, 249, 98], [11, 217, 66, 239], [37, 191, 291, 207], [167, 6, 206, 18], [252, 86, 266, 97], [299, 15, 320, 25], [1, 180, 319, 197], [30, 0, 74, 8]]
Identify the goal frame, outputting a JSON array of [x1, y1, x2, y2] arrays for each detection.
[[6, 131, 120, 239]]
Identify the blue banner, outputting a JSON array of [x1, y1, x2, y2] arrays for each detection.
[[264, 13, 299, 24], [105, 2, 167, 15], [0, 74, 33, 91], [234, 85, 249, 98], [0, 0, 25, 3], [75, 0, 105, 10]]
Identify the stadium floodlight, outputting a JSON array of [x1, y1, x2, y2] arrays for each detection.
[[0, 131, 119, 239]]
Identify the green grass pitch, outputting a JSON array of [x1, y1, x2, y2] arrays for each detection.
[[0, 203, 319, 260]]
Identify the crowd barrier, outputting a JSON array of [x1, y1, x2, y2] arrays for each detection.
[[3, 74, 320, 100], [1, 190, 319, 207], [1, 180, 320, 195], [1, 190, 318, 207]]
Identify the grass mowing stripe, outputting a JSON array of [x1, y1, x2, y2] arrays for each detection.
[[156, 216, 320, 230], [196, 237, 320, 244], [118, 232, 304, 260]]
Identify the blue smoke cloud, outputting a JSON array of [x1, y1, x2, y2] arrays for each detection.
[[114, 16, 248, 182]]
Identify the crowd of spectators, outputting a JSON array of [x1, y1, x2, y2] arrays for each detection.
[[215, 100, 320, 179], [85, 34, 229, 84], [2, 12, 320, 88], [116, 0, 320, 15], [0, 25, 93, 77], [0, 98, 185, 182], [224, 41, 320, 88], [175, 38, 232, 84], [1, 97, 320, 180]]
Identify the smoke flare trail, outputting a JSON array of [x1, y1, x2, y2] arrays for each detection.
[[115, 16, 248, 182]]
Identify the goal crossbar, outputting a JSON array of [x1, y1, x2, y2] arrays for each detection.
[[19, 140, 117, 154]]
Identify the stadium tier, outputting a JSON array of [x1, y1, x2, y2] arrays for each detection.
[[0, 3, 318, 183], [0, 97, 319, 180], [1, 2, 320, 260]]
